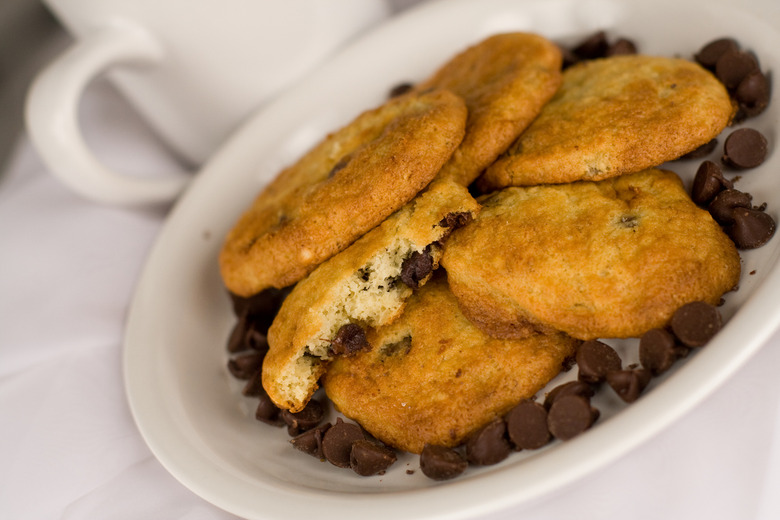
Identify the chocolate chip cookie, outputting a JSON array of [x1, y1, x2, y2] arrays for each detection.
[[220, 88, 467, 297], [479, 55, 734, 190], [262, 180, 480, 412], [415, 32, 562, 186], [323, 275, 578, 453], [442, 168, 741, 340]]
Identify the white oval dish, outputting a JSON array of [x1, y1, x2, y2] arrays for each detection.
[[123, 0, 780, 518]]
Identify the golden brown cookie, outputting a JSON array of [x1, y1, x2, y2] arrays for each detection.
[[415, 32, 562, 186], [262, 180, 480, 412], [220, 89, 467, 297], [323, 275, 579, 454], [442, 169, 741, 340], [479, 55, 734, 190]]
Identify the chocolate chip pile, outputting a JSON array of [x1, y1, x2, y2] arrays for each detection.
[[223, 32, 775, 482]]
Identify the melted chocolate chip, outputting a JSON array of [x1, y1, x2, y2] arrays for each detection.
[[350, 440, 397, 476], [505, 400, 550, 450], [389, 82, 414, 98], [321, 418, 365, 468], [439, 211, 473, 229], [465, 418, 512, 466], [329, 323, 369, 356], [709, 189, 753, 225], [543, 380, 595, 410], [576, 340, 622, 384], [327, 156, 350, 179], [290, 422, 332, 458], [420, 444, 468, 481], [606, 368, 652, 403], [695, 38, 739, 70], [400, 248, 434, 289], [728, 207, 776, 249], [227, 352, 263, 380], [547, 395, 599, 441], [281, 398, 324, 436], [691, 160, 733, 206], [639, 328, 687, 376], [670, 301, 722, 347], [722, 128, 768, 169]]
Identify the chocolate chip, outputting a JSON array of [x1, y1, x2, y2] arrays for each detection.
[[728, 207, 776, 249], [715, 50, 759, 90], [329, 323, 369, 356], [227, 352, 263, 380], [572, 30, 609, 60], [708, 189, 753, 225], [560, 45, 580, 69], [290, 422, 332, 458], [639, 328, 687, 376], [226, 311, 252, 353], [242, 370, 264, 397], [350, 440, 397, 476], [670, 301, 722, 347], [606, 38, 637, 56], [419, 444, 468, 481], [543, 380, 595, 410], [465, 418, 512, 466], [389, 82, 414, 98], [400, 247, 434, 289], [439, 211, 473, 229], [230, 286, 291, 321], [547, 395, 599, 441], [281, 398, 324, 436], [695, 38, 739, 70], [691, 160, 733, 206], [722, 128, 768, 169], [576, 340, 622, 384], [255, 390, 283, 426], [327, 156, 350, 179], [735, 69, 770, 117], [321, 418, 365, 468], [505, 400, 550, 450], [606, 369, 652, 403], [680, 138, 719, 160]]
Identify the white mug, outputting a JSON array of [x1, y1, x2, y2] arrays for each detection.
[[25, 0, 389, 206]]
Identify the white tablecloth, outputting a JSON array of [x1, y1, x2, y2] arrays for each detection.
[[3, 4, 780, 519]]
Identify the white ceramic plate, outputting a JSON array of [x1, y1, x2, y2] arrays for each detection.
[[124, 0, 780, 518]]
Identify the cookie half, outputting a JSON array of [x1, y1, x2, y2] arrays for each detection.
[[323, 275, 579, 454], [479, 55, 734, 190], [442, 169, 741, 340], [220, 89, 467, 297], [415, 32, 562, 186], [262, 180, 480, 412]]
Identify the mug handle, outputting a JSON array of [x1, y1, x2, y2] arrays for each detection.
[[25, 22, 191, 206]]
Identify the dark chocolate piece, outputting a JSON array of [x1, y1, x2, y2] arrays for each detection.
[[547, 395, 599, 441], [735, 69, 770, 117], [505, 400, 550, 450], [321, 418, 366, 468], [329, 323, 370, 356], [242, 370, 264, 397], [691, 160, 733, 206], [281, 398, 324, 436], [715, 49, 759, 90], [227, 352, 263, 380], [639, 328, 687, 376], [543, 380, 595, 410], [400, 247, 434, 289], [680, 138, 719, 160], [350, 440, 397, 476], [419, 444, 468, 481], [606, 368, 652, 403], [389, 82, 414, 98], [465, 418, 512, 466], [255, 390, 283, 426], [722, 128, 768, 169], [695, 37, 739, 70], [708, 189, 753, 225], [606, 38, 637, 56], [728, 207, 776, 249], [290, 423, 332, 458], [572, 30, 609, 60], [670, 301, 722, 347], [576, 340, 622, 384]]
